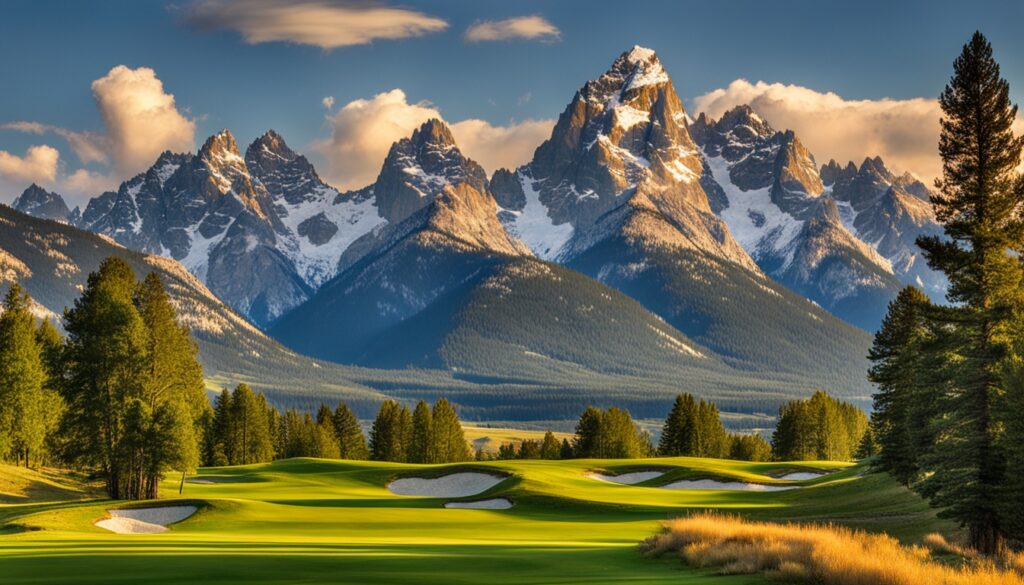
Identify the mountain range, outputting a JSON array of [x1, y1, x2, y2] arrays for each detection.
[[5, 45, 948, 419]]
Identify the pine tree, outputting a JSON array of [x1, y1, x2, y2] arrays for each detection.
[[658, 394, 698, 456], [60, 258, 150, 498], [409, 400, 432, 463], [868, 287, 931, 484], [429, 399, 470, 463], [914, 32, 1024, 554], [314, 403, 340, 459], [728, 434, 772, 462], [135, 272, 208, 476], [0, 285, 48, 466], [540, 431, 561, 459], [369, 400, 405, 462], [332, 402, 367, 460], [573, 406, 603, 458], [211, 389, 233, 465], [230, 384, 273, 465], [694, 400, 727, 458]]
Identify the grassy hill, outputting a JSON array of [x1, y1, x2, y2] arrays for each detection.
[[0, 458, 953, 584]]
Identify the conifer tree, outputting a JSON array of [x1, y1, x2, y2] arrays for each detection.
[[211, 389, 233, 465], [428, 398, 470, 463], [409, 400, 432, 463], [694, 400, 728, 458], [369, 400, 405, 462], [540, 431, 561, 459], [573, 406, 603, 458], [230, 384, 273, 465], [868, 287, 931, 484], [332, 402, 367, 460], [914, 32, 1024, 554], [0, 285, 47, 466], [60, 258, 150, 498], [559, 438, 573, 459], [658, 394, 698, 456]]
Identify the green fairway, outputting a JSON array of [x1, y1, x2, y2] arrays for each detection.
[[0, 458, 951, 584]]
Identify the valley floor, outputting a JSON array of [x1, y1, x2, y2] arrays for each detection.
[[0, 458, 951, 584]]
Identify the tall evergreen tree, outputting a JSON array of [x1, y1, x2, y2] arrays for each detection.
[[914, 32, 1024, 554], [135, 272, 208, 475], [694, 400, 728, 458], [332, 402, 367, 460], [0, 285, 48, 466], [540, 431, 561, 459], [211, 389, 233, 466], [60, 258, 150, 498], [658, 394, 698, 456], [369, 400, 406, 462], [573, 406, 603, 458], [868, 287, 931, 484], [428, 399, 470, 463], [409, 400, 432, 463], [229, 384, 273, 465]]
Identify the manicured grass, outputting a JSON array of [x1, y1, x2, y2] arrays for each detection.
[[0, 458, 951, 584]]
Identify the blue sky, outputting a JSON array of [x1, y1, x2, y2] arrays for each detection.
[[1, 0, 1023, 204]]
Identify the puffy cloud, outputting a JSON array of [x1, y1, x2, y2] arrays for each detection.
[[183, 0, 447, 50], [464, 15, 560, 42], [693, 79, 949, 181], [313, 89, 553, 189], [0, 145, 60, 184], [448, 118, 552, 175], [92, 65, 196, 176], [62, 169, 120, 199], [322, 96, 335, 110]]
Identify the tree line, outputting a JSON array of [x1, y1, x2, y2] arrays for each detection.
[[867, 32, 1024, 554]]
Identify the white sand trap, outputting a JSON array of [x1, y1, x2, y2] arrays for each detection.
[[662, 479, 796, 492], [775, 472, 825, 481], [444, 498, 513, 509], [95, 506, 197, 534], [588, 471, 664, 485], [388, 473, 507, 498]]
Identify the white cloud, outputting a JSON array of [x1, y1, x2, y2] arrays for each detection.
[[693, 80, 952, 182], [0, 145, 59, 184], [92, 65, 196, 176], [184, 0, 448, 49], [313, 89, 553, 190], [465, 15, 560, 42], [62, 169, 120, 199], [322, 96, 335, 110], [449, 118, 552, 176]]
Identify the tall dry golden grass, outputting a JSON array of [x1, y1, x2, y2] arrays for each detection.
[[640, 513, 1024, 585]]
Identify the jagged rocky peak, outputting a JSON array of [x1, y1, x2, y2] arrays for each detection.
[[695, 104, 822, 208], [12, 183, 71, 221], [523, 45, 707, 231], [371, 118, 488, 224], [819, 158, 859, 187], [245, 129, 327, 206]]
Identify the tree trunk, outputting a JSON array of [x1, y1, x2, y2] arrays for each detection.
[[971, 511, 1004, 555]]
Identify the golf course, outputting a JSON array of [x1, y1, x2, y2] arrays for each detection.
[[0, 457, 951, 584]]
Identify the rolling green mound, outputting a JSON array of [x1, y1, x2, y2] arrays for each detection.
[[0, 458, 951, 584]]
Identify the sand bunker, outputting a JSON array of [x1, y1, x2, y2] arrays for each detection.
[[775, 472, 825, 481], [388, 473, 507, 498], [588, 471, 664, 485], [444, 498, 513, 509], [95, 506, 197, 534], [662, 479, 796, 492]]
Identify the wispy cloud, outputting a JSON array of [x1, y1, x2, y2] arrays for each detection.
[[313, 88, 553, 189], [465, 15, 560, 43], [183, 0, 448, 50]]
